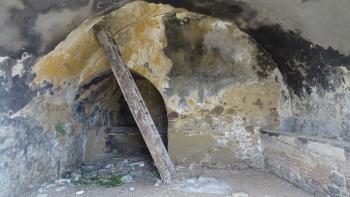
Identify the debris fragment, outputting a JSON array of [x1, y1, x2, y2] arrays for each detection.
[[154, 179, 162, 187], [55, 186, 66, 192], [56, 178, 71, 184], [73, 173, 81, 181], [129, 161, 145, 167], [175, 165, 185, 171], [76, 190, 85, 195], [105, 164, 114, 169], [129, 187, 135, 192], [38, 187, 46, 193], [44, 183, 56, 189], [121, 175, 134, 183]]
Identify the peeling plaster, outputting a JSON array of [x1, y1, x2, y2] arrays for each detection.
[[29, 1, 289, 170]]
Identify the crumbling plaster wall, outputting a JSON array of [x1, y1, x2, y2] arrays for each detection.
[[0, 1, 290, 196], [32, 1, 290, 169], [0, 0, 349, 197]]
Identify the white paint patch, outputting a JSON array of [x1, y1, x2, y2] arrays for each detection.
[[12, 63, 24, 77], [12, 53, 33, 77], [0, 56, 9, 63], [0, 56, 10, 77], [212, 20, 231, 31]]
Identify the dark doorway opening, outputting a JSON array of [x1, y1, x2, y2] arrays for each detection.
[[105, 72, 168, 156]]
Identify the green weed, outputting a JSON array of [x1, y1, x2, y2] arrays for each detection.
[[55, 123, 66, 135]]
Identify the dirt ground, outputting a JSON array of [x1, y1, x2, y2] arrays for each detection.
[[34, 155, 311, 197], [42, 168, 311, 197]]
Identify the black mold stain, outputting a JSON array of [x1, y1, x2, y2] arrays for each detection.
[[74, 71, 113, 100], [0, 56, 37, 114], [162, 13, 223, 99], [149, 0, 251, 21], [38, 80, 54, 95], [0, 75, 37, 113], [162, 13, 274, 100], [255, 46, 276, 79], [246, 24, 350, 96], [73, 101, 87, 123], [149, 0, 350, 97]]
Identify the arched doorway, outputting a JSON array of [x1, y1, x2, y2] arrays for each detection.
[[105, 72, 168, 156], [81, 71, 168, 162]]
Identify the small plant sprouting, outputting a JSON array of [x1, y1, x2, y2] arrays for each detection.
[[96, 175, 123, 187], [71, 175, 124, 188], [55, 122, 66, 135]]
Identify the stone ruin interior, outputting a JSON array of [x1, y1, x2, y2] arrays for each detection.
[[0, 0, 350, 197]]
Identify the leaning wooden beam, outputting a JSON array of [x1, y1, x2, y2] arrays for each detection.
[[93, 20, 176, 184]]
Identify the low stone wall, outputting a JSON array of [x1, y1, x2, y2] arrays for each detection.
[[262, 134, 350, 197]]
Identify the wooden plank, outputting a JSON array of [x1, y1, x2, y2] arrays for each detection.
[[93, 20, 175, 184]]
